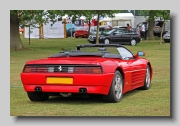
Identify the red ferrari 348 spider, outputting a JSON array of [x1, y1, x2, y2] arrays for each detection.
[[20, 44, 153, 103]]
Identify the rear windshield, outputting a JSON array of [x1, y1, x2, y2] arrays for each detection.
[[76, 27, 88, 30]]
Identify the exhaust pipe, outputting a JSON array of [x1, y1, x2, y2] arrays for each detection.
[[34, 87, 42, 92], [79, 88, 87, 94]]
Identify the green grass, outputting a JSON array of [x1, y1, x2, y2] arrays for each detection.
[[10, 36, 170, 116]]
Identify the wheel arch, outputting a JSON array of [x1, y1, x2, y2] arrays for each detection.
[[131, 37, 137, 41], [115, 67, 124, 88]]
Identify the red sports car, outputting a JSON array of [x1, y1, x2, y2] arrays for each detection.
[[74, 26, 88, 38], [20, 44, 153, 103]]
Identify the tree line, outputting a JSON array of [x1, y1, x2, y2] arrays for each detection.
[[10, 10, 170, 51]]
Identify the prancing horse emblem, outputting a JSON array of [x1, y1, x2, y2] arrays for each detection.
[[58, 66, 62, 71]]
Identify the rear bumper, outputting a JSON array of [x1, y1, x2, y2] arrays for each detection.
[[75, 34, 88, 37], [21, 73, 114, 95], [23, 85, 110, 95], [163, 36, 170, 40]]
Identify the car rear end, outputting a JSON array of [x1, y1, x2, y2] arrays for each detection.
[[88, 34, 96, 43], [163, 31, 170, 42], [75, 27, 88, 38], [20, 57, 114, 96]]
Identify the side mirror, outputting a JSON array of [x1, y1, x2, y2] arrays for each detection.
[[137, 51, 145, 56], [135, 51, 145, 58]]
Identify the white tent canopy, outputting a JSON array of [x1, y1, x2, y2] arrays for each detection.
[[100, 13, 134, 21], [100, 13, 135, 27]]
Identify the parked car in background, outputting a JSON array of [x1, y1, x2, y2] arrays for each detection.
[[88, 28, 141, 46], [138, 21, 166, 37], [74, 26, 89, 38], [87, 26, 112, 42], [19, 26, 24, 34], [90, 25, 112, 35], [113, 26, 127, 29], [66, 27, 76, 37], [20, 44, 153, 103], [163, 30, 170, 42]]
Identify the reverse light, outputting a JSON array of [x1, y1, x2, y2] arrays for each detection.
[[68, 67, 74, 73], [48, 67, 54, 72]]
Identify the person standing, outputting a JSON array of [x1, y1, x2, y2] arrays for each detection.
[[141, 23, 146, 40], [126, 23, 131, 30]]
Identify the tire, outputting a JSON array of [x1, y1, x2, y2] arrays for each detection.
[[103, 71, 123, 103], [142, 65, 151, 90], [130, 39, 137, 46], [104, 39, 110, 44], [27, 92, 49, 101], [75, 36, 78, 38]]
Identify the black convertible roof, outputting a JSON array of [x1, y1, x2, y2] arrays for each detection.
[[49, 44, 124, 59], [77, 44, 122, 50]]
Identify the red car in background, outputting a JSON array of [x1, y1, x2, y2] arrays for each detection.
[[20, 44, 153, 103], [74, 26, 88, 38]]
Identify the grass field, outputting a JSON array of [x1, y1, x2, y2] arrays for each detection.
[[10, 36, 170, 116]]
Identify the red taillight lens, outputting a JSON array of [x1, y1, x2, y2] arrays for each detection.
[[23, 66, 47, 73], [74, 67, 86, 73], [74, 67, 102, 74], [23, 66, 34, 73], [23, 65, 102, 74], [36, 67, 47, 72]]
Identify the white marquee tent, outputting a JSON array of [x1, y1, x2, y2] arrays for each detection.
[[100, 13, 135, 27]]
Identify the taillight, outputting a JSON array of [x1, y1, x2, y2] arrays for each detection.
[[23, 65, 103, 74], [36, 67, 47, 72], [74, 67, 103, 74], [74, 67, 86, 73], [23, 66, 34, 73], [23, 65, 47, 73], [92, 67, 102, 74]]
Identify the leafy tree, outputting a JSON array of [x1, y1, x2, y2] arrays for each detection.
[[10, 10, 49, 50], [58, 10, 96, 37], [10, 10, 24, 51], [155, 10, 170, 44], [140, 10, 156, 40], [93, 10, 120, 44], [78, 10, 96, 37], [140, 10, 170, 42], [10, 10, 120, 51], [47, 10, 120, 44]]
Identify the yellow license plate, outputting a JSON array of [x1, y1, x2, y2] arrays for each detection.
[[155, 28, 159, 30], [46, 77, 73, 84]]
